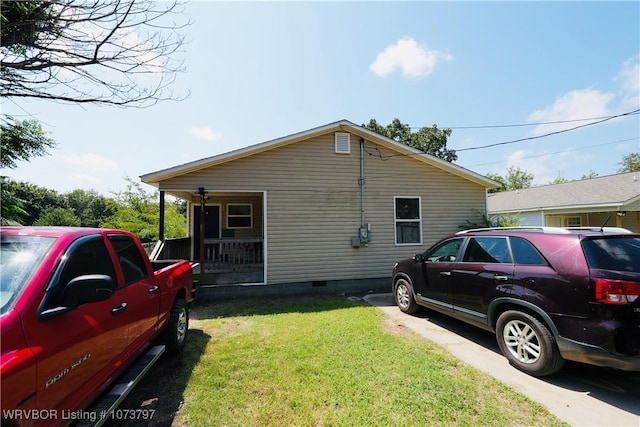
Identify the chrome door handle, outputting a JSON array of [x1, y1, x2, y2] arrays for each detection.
[[148, 286, 159, 294], [111, 302, 128, 315], [494, 275, 509, 281], [440, 271, 452, 276]]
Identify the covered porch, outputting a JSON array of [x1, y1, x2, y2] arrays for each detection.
[[152, 189, 266, 285]]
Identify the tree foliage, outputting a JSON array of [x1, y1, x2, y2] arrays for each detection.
[[1, 0, 190, 106], [1, 179, 66, 224], [461, 210, 521, 230], [0, 115, 56, 169], [486, 166, 534, 193], [618, 152, 640, 172], [0, 176, 28, 224], [34, 207, 80, 226], [100, 177, 185, 242], [0, 178, 185, 240], [363, 118, 458, 162]]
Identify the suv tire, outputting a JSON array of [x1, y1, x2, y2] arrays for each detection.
[[394, 277, 419, 314], [496, 310, 564, 377]]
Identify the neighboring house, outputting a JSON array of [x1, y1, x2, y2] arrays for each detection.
[[487, 172, 640, 232], [140, 119, 497, 298]]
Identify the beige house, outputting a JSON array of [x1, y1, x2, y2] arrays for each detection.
[[140, 120, 497, 298], [487, 171, 640, 232]]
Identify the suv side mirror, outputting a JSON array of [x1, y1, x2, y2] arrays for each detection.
[[413, 254, 424, 263]]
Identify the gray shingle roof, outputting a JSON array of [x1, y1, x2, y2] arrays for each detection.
[[487, 172, 640, 213]]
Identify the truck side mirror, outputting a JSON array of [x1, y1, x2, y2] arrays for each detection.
[[62, 274, 116, 307]]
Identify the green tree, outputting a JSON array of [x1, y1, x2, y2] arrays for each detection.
[[486, 167, 534, 193], [1, 116, 57, 169], [461, 210, 521, 229], [0, 176, 28, 224], [101, 177, 185, 241], [34, 207, 81, 226], [618, 152, 640, 172], [1, 179, 66, 225], [580, 170, 599, 180], [363, 118, 457, 162], [65, 189, 118, 227], [549, 175, 570, 185]]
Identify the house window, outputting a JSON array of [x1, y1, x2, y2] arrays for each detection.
[[566, 216, 581, 227], [227, 204, 252, 229], [394, 197, 422, 245]]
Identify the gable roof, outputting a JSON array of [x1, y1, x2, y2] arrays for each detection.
[[487, 171, 640, 213], [140, 119, 498, 189]]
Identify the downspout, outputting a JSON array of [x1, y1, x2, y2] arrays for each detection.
[[360, 138, 365, 227]]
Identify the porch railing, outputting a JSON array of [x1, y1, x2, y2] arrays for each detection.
[[156, 237, 263, 272], [204, 238, 263, 271]]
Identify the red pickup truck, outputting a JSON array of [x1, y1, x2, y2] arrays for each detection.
[[1, 227, 195, 426]]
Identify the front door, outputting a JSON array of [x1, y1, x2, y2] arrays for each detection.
[[193, 205, 220, 259]]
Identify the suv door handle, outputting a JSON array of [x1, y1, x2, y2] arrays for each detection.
[[148, 286, 159, 294], [111, 302, 128, 315], [494, 275, 509, 281], [440, 271, 452, 276]]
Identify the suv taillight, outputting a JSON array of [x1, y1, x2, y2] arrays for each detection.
[[594, 279, 640, 305]]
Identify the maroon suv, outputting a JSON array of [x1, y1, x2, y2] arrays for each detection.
[[392, 227, 640, 376]]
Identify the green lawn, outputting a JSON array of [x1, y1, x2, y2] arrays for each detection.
[[120, 295, 568, 427]]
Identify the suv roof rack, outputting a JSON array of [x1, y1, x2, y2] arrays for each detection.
[[456, 226, 633, 235]]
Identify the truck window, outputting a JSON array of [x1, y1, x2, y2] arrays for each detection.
[[40, 236, 117, 311], [109, 235, 149, 284], [1, 235, 56, 314], [57, 238, 116, 288]]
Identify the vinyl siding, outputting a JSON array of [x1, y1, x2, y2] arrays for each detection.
[[160, 133, 488, 284]]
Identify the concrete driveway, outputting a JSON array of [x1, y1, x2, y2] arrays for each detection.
[[363, 293, 640, 427]]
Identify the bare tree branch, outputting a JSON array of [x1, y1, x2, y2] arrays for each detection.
[[1, 0, 191, 107]]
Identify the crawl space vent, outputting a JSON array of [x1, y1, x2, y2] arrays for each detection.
[[335, 132, 350, 154]]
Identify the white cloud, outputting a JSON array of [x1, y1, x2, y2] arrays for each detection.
[[59, 153, 118, 172], [503, 148, 594, 185], [615, 54, 640, 109], [190, 126, 223, 142], [67, 174, 107, 187], [370, 37, 452, 79], [527, 89, 615, 136]]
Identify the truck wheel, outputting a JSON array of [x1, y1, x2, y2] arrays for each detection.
[[162, 298, 189, 354], [496, 310, 564, 377]]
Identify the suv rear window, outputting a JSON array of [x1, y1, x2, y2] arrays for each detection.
[[582, 237, 640, 273]]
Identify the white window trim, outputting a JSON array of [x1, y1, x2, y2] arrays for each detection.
[[566, 216, 582, 227], [226, 203, 253, 229], [393, 196, 423, 246]]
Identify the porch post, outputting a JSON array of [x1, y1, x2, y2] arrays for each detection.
[[158, 191, 165, 241], [198, 187, 207, 272]]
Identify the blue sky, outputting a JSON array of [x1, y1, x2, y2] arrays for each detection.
[[2, 1, 639, 196]]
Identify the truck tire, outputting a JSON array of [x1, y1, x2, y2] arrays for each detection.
[[162, 298, 189, 354]]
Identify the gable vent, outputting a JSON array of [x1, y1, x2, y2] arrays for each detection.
[[335, 132, 350, 154]]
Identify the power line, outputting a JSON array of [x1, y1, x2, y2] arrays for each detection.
[[465, 136, 640, 167], [409, 109, 640, 130], [455, 109, 640, 152]]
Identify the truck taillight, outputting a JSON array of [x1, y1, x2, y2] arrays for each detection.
[[594, 279, 640, 305]]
